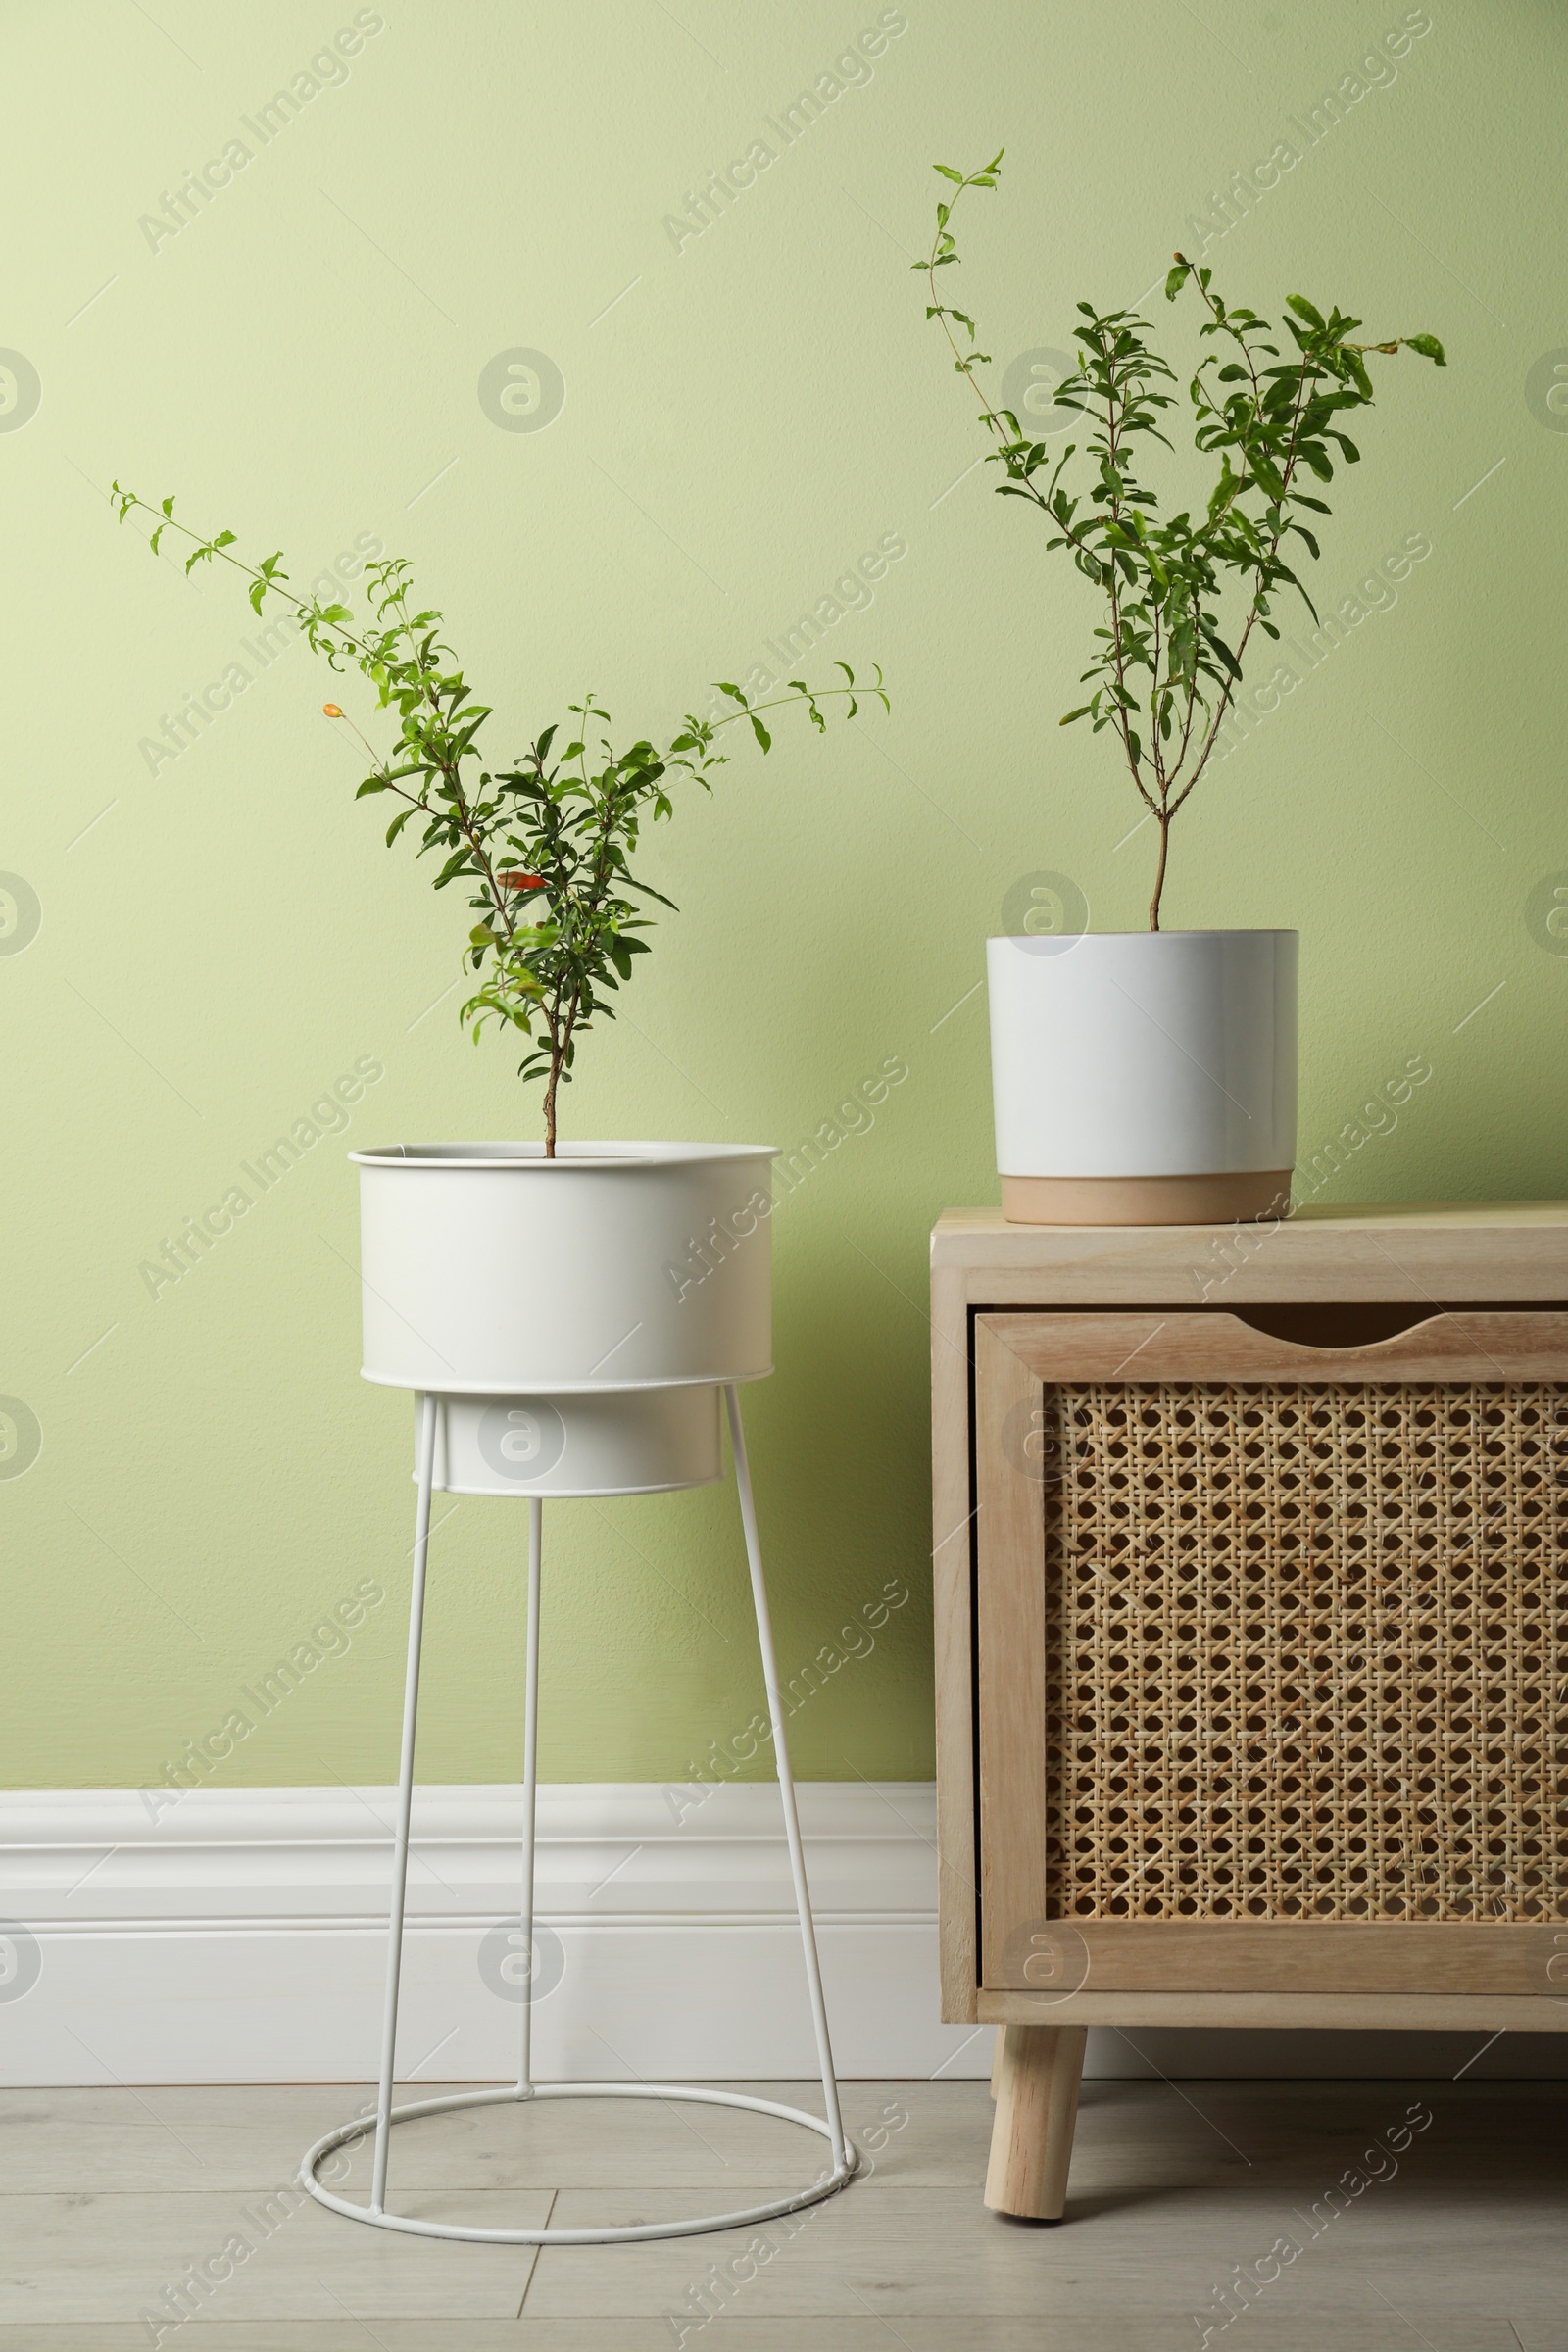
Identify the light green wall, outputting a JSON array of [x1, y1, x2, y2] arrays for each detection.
[[3, 1, 1564, 1791]]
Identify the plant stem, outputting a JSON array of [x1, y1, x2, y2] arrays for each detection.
[[542, 1057, 561, 1158], [540, 979, 578, 1157], [1096, 326, 1152, 845], [1150, 809, 1172, 931]]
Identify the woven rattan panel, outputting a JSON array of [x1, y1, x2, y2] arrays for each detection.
[[1041, 1381, 1568, 1921]]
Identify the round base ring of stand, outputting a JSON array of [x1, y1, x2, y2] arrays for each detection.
[[301, 2081, 859, 2244]]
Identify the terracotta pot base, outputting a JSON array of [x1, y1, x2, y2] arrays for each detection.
[[1000, 1171, 1294, 1227]]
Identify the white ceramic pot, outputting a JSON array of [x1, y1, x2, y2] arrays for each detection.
[[352, 1142, 775, 1394], [416, 1385, 723, 1498], [986, 930, 1298, 1225]]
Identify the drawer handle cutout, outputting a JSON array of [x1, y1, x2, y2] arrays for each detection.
[[1227, 1305, 1442, 1349]]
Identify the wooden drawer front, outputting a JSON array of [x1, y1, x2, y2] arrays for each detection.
[[975, 1311, 1568, 1992], [1000, 1920, 1568, 1997]]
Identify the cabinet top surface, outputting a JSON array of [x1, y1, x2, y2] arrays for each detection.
[[937, 1202, 1568, 1241], [931, 1201, 1568, 1292]]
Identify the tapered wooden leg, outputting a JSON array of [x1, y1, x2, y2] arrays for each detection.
[[984, 2024, 1087, 2221], [990, 2029, 1004, 2099]]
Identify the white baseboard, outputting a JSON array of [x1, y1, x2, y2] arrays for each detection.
[[1, 1784, 1561, 2086], [0, 1782, 985, 2087]]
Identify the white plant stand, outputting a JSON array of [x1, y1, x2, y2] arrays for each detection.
[[299, 1383, 858, 2244]]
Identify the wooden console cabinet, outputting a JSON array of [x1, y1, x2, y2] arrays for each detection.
[[930, 1204, 1568, 2219]]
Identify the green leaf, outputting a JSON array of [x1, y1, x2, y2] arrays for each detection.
[[1285, 294, 1325, 328], [1405, 332, 1446, 366], [1198, 627, 1242, 680]]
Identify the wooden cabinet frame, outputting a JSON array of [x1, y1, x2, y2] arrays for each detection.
[[931, 1205, 1568, 2218]]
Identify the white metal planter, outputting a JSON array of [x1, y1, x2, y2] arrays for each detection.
[[353, 1140, 774, 1393], [418, 1384, 723, 1497], [986, 929, 1298, 1224], [303, 1138, 858, 2248]]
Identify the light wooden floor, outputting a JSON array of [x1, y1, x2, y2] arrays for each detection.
[[0, 2076, 1563, 2347]]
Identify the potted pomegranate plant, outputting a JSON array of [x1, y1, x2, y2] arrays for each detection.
[[920, 153, 1444, 1224], [112, 485, 886, 1480]]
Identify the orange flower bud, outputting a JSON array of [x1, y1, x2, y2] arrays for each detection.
[[322, 703, 343, 718]]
